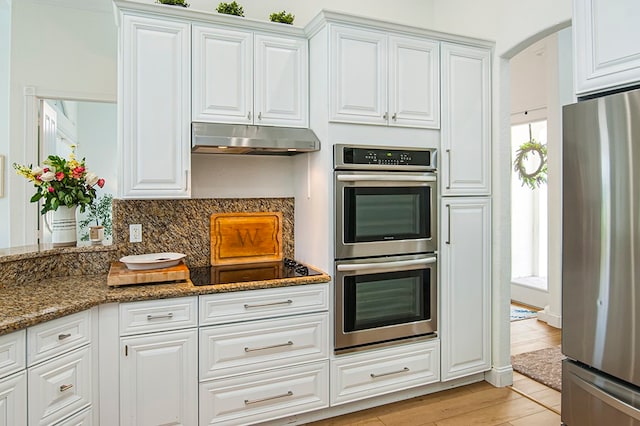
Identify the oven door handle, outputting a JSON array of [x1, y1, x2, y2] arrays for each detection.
[[337, 257, 437, 272], [336, 174, 436, 183]]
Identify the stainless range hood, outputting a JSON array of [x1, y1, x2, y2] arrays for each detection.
[[191, 122, 320, 155]]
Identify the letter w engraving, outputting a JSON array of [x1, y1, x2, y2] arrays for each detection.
[[237, 229, 259, 246]]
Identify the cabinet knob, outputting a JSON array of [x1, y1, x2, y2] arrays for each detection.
[[247, 111, 252, 121], [258, 112, 262, 120], [392, 113, 397, 121], [383, 112, 388, 120]]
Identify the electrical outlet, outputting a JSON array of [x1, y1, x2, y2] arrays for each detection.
[[129, 224, 142, 243]]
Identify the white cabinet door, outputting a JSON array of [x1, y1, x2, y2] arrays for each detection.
[[254, 34, 308, 127], [440, 198, 491, 381], [192, 25, 253, 124], [441, 43, 491, 196], [120, 14, 191, 198], [574, 0, 640, 95], [388, 35, 440, 128], [120, 329, 197, 426], [330, 25, 388, 125], [0, 372, 27, 426]]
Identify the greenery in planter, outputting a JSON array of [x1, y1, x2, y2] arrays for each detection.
[[216, 1, 244, 16], [79, 193, 113, 241], [269, 10, 295, 25], [156, 0, 190, 7]]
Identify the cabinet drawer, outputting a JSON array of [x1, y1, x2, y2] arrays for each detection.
[[331, 339, 440, 406], [27, 310, 91, 366], [199, 283, 328, 326], [0, 330, 26, 378], [56, 407, 92, 425], [28, 346, 92, 426], [200, 313, 328, 380], [199, 360, 328, 426], [119, 296, 197, 335]]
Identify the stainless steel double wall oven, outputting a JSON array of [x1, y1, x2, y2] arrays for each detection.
[[334, 144, 438, 353]]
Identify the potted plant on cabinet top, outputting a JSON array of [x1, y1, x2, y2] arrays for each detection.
[[156, 0, 190, 7], [269, 10, 295, 25], [216, 1, 244, 17]]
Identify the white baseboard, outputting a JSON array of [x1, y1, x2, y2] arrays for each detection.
[[484, 365, 513, 387], [537, 306, 562, 328]]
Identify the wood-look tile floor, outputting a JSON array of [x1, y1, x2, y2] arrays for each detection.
[[307, 313, 562, 426]]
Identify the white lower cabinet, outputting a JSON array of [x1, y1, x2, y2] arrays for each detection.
[[0, 371, 27, 426], [440, 197, 491, 381], [119, 323, 198, 426], [28, 346, 91, 426], [200, 313, 328, 380], [330, 340, 440, 406], [199, 361, 329, 425]]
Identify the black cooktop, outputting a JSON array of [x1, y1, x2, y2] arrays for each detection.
[[190, 258, 324, 286]]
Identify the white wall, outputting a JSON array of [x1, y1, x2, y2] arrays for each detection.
[[7, 0, 117, 247], [0, 0, 10, 248]]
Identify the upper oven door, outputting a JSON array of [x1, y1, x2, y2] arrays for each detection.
[[335, 170, 437, 259]]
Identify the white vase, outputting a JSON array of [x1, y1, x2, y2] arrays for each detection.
[[45, 205, 78, 247]]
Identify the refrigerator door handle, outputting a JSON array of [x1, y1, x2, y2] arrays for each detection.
[[574, 374, 640, 421]]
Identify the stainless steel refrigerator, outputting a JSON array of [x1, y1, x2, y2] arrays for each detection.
[[562, 88, 640, 425]]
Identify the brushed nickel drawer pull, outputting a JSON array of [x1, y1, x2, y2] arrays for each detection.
[[146, 313, 174, 321], [244, 341, 293, 352], [59, 384, 74, 392], [244, 300, 293, 309], [370, 367, 410, 378], [446, 148, 452, 189], [244, 390, 293, 405], [58, 333, 72, 340]]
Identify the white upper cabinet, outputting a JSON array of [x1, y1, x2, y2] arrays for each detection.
[[330, 25, 440, 128], [441, 43, 491, 196], [574, 0, 640, 95], [120, 14, 191, 199], [193, 24, 308, 128]]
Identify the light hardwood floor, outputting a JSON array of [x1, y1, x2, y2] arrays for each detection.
[[307, 314, 562, 426]]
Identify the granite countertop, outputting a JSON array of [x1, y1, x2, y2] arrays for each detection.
[[0, 270, 331, 336]]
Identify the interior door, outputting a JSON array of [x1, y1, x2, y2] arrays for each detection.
[[39, 100, 57, 244]]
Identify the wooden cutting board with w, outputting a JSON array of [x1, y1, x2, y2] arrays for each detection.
[[210, 212, 283, 265]]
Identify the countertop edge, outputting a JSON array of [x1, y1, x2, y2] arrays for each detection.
[[0, 272, 331, 336]]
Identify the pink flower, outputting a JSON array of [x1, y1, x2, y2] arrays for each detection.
[[72, 166, 85, 179], [97, 178, 105, 188], [48, 186, 55, 193], [43, 167, 49, 173], [55, 171, 65, 181]]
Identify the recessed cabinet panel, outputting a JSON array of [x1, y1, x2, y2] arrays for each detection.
[[0, 372, 27, 426], [330, 25, 388, 124], [120, 329, 197, 426], [441, 43, 491, 195], [28, 346, 91, 426], [0, 331, 25, 379], [389, 36, 440, 128], [575, 0, 640, 94], [121, 14, 191, 198], [192, 25, 253, 123], [440, 198, 491, 380], [27, 310, 91, 366], [255, 34, 308, 127]]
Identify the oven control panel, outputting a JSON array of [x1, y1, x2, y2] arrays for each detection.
[[335, 145, 436, 170]]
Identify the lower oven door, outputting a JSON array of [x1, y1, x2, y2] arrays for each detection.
[[334, 254, 437, 353]]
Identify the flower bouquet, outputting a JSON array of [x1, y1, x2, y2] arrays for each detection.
[[13, 145, 105, 215]]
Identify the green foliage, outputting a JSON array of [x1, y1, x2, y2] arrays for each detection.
[[79, 194, 113, 242], [513, 139, 548, 189], [156, 0, 190, 7], [269, 10, 295, 24], [216, 1, 244, 16]]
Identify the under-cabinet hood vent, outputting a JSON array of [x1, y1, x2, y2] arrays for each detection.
[[191, 122, 320, 155]]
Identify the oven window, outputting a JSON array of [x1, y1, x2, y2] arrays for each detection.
[[344, 269, 431, 332], [344, 187, 430, 242]]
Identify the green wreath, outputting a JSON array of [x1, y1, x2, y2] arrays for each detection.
[[513, 139, 547, 189]]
